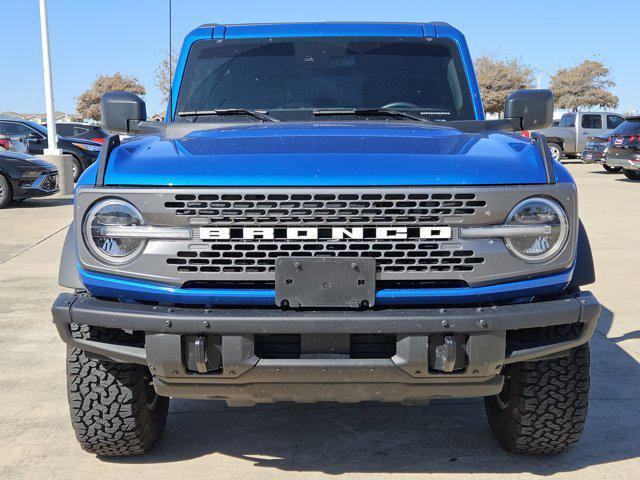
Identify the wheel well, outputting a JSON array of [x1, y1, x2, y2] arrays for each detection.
[[63, 152, 82, 165], [545, 138, 564, 148], [0, 171, 13, 193], [0, 171, 14, 205]]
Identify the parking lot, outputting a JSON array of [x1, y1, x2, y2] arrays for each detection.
[[0, 162, 638, 480]]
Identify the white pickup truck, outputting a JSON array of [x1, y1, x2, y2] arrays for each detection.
[[533, 111, 625, 161]]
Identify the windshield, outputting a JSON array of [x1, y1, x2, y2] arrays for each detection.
[[175, 37, 475, 122]]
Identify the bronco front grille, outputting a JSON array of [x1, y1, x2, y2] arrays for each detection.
[[163, 191, 487, 225], [163, 191, 488, 275], [169, 241, 483, 275], [75, 185, 579, 288]]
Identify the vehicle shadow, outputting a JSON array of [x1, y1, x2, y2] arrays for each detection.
[[103, 303, 640, 475], [615, 178, 640, 183], [10, 197, 73, 208]]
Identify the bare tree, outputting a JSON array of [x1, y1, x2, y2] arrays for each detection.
[[154, 49, 178, 109], [76, 73, 146, 121], [551, 60, 618, 111], [475, 56, 535, 115]]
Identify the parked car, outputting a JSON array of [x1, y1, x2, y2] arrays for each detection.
[[604, 116, 640, 180], [53, 22, 600, 457], [531, 111, 626, 161], [50, 122, 109, 143], [0, 151, 59, 208], [0, 116, 101, 181], [0, 134, 28, 154], [581, 135, 622, 172]]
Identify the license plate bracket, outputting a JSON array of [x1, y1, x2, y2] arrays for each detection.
[[275, 257, 376, 308]]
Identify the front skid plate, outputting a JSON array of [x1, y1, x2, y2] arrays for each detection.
[[153, 377, 504, 405]]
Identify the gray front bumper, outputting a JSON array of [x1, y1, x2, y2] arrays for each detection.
[[52, 291, 600, 405]]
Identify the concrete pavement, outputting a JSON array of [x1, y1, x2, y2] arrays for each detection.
[[0, 163, 638, 480]]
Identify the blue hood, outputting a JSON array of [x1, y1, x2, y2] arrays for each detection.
[[103, 123, 549, 186]]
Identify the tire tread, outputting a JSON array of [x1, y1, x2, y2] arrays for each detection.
[[486, 343, 590, 455], [66, 324, 168, 456]]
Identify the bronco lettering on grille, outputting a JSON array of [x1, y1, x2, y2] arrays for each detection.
[[200, 226, 452, 241]]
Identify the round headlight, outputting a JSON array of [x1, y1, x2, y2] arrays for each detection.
[[504, 198, 569, 262], [83, 199, 146, 264]]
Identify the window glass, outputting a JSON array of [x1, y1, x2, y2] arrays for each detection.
[[560, 114, 575, 127], [55, 124, 74, 136], [607, 115, 625, 129], [73, 127, 89, 136], [29, 122, 48, 136], [0, 122, 35, 137], [581, 114, 602, 129]]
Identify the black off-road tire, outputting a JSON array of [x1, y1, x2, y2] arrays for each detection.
[[0, 174, 12, 209], [71, 156, 83, 182], [603, 164, 622, 173], [623, 169, 640, 180], [485, 343, 590, 455], [66, 324, 169, 456]]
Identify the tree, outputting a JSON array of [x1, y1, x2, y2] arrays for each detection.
[[475, 56, 534, 115], [76, 73, 146, 121], [551, 60, 618, 111], [154, 49, 178, 109]]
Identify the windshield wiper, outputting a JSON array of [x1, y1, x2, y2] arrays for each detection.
[[177, 109, 279, 123], [313, 108, 430, 123]]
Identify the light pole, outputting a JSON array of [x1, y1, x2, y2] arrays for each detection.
[[38, 0, 60, 155], [37, 0, 73, 194]]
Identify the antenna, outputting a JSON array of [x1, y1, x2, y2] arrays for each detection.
[[168, 0, 173, 121]]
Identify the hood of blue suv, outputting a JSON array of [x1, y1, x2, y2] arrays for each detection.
[[102, 123, 550, 186]]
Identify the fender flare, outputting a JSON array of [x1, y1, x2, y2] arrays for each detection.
[[568, 220, 596, 288], [58, 222, 83, 289]]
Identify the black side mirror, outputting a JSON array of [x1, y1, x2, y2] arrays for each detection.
[[505, 89, 554, 130], [100, 91, 147, 133]]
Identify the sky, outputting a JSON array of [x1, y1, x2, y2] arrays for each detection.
[[1, 0, 639, 117]]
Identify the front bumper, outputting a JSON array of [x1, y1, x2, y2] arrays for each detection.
[[14, 170, 59, 198], [52, 291, 600, 405]]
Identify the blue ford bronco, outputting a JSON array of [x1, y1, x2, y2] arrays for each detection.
[[52, 22, 600, 456]]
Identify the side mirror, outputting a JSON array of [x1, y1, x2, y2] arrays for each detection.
[[100, 91, 147, 133], [505, 89, 554, 130]]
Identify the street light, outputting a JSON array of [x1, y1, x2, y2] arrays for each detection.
[[37, 0, 73, 194], [38, 0, 60, 155]]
